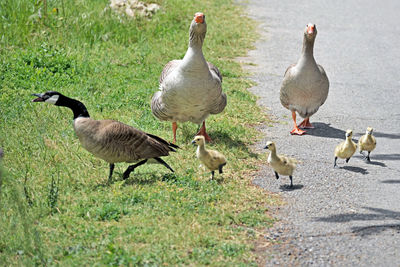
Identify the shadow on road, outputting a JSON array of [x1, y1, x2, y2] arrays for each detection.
[[315, 207, 400, 236], [304, 122, 346, 139], [280, 184, 304, 191], [381, 179, 400, 184], [374, 132, 400, 140], [341, 165, 369, 174], [369, 154, 400, 161]]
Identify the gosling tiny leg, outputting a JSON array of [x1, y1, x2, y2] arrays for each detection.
[[289, 176, 293, 188], [367, 151, 371, 162], [274, 171, 280, 180], [346, 158, 350, 163], [211, 170, 215, 180], [334, 157, 338, 168]]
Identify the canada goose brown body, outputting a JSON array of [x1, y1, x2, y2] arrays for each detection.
[[280, 23, 329, 135], [192, 136, 226, 179], [151, 12, 227, 143], [32, 91, 178, 183]]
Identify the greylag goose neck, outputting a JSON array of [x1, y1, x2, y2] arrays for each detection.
[[280, 23, 329, 135], [32, 91, 179, 184], [151, 12, 227, 143]]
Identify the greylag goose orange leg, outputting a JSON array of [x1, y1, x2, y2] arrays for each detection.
[[172, 122, 178, 143], [298, 117, 314, 129], [290, 111, 306, 135], [196, 121, 212, 142]]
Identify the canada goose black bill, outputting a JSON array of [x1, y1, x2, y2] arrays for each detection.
[[32, 91, 179, 184]]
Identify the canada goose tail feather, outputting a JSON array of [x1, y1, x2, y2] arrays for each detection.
[[146, 133, 180, 151]]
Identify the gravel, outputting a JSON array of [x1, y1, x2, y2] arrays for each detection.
[[241, 0, 400, 265]]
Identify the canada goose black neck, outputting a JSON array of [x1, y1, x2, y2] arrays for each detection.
[[57, 95, 90, 119]]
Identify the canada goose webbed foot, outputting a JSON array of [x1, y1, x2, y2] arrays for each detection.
[[123, 159, 148, 179], [298, 118, 314, 129], [108, 163, 115, 184], [154, 157, 174, 173]]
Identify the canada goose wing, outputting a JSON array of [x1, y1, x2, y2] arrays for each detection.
[[207, 62, 222, 82], [159, 60, 181, 84], [284, 63, 296, 77]]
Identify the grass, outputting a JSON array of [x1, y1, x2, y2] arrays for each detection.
[[0, 0, 279, 265]]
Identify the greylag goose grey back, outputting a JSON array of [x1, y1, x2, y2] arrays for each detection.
[[280, 23, 329, 135], [151, 12, 227, 143], [32, 91, 178, 183]]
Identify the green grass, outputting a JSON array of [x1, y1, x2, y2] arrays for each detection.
[[0, 0, 279, 265]]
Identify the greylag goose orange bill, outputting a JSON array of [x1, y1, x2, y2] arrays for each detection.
[[280, 23, 329, 135], [151, 12, 227, 144], [32, 91, 179, 184]]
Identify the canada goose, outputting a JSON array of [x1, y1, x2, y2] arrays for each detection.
[[191, 135, 226, 179], [358, 127, 376, 162], [151, 12, 227, 143], [264, 141, 297, 188], [280, 23, 329, 135], [32, 91, 179, 183], [334, 129, 357, 168]]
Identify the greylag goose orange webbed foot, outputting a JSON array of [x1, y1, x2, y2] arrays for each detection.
[[298, 118, 314, 129], [290, 111, 306, 135], [196, 121, 212, 142]]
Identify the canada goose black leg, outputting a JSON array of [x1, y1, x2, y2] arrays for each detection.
[[123, 159, 148, 179], [154, 157, 174, 173], [274, 171, 280, 179], [346, 158, 350, 163], [334, 157, 338, 168], [108, 163, 115, 184], [218, 162, 226, 174], [289, 176, 293, 188], [211, 170, 215, 180]]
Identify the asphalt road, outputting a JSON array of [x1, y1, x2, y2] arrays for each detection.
[[241, 0, 400, 265]]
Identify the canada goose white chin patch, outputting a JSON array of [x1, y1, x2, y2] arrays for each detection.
[[45, 95, 59, 104]]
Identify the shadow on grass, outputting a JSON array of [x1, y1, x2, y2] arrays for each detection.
[[340, 165, 369, 175], [315, 207, 400, 236], [279, 184, 304, 191], [305, 122, 346, 139], [123, 172, 175, 185]]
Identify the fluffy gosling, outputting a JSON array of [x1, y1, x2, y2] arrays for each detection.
[[358, 127, 376, 162], [334, 129, 357, 168], [192, 136, 226, 179], [264, 141, 297, 188]]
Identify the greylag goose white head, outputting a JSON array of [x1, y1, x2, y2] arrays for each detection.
[[280, 22, 329, 135], [150, 12, 227, 144]]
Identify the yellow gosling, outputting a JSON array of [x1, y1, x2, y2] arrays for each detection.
[[358, 127, 376, 162], [192, 136, 226, 179], [264, 141, 297, 188], [334, 129, 357, 168]]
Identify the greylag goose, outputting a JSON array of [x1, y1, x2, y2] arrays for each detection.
[[264, 141, 297, 188], [280, 23, 329, 135], [358, 127, 376, 162], [191, 135, 227, 179], [151, 12, 227, 143], [32, 91, 179, 183], [334, 129, 357, 168]]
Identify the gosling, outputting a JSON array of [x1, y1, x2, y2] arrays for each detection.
[[32, 91, 179, 183], [264, 141, 297, 188], [358, 127, 376, 162], [334, 129, 357, 168], [192, 136, 226, 179]]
